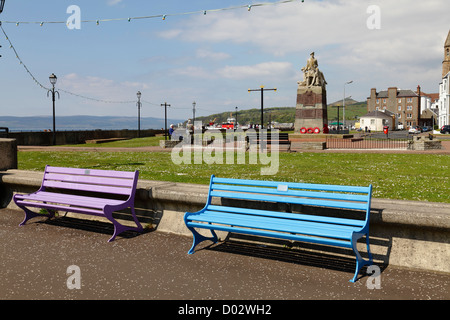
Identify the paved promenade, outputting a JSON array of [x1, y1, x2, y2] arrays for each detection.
[[1, 208, 449, 302]]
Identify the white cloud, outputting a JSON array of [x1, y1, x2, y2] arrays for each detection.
[[217, 62, 294, 80], [196, 49, 231, 61], [158, 0, 449, 72], [107, 0, 123, 6]]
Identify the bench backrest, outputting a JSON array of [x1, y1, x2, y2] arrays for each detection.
[[206, 175, 372, 225], [40, 165, 139, 198]]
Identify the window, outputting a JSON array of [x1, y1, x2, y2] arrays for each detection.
[[370, 119, 375, 125], [398, 105, 402, 111], [397, 113, 401, 119], [383, 99, 386, 103], [407, 113, 412, 119], [407, 105, 412, 110], [407, 98, 412, 102], [376, 99, 379, 104], [398, 98, 402, 103]]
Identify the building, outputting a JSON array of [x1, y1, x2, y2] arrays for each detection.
[[360, 110, 394, 132], [419, 91, 439, 128], [437, 30, 450, 128], [367, 87, 420, 129]]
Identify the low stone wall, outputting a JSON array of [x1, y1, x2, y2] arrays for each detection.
[[1, 169, 449, 274], [8, 129, 164, 146], [291, 141, 326, 150], [0, 139, 18, 171]]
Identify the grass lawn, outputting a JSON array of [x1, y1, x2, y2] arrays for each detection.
[[17, 149, 450, 203]]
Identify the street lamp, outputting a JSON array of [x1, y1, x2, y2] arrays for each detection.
[[161, 102, 171, 140], [136, 91, 142, 138], [47, 73, 59, 145], [343, 80, 353, 130], [0, 0, 6, 14]]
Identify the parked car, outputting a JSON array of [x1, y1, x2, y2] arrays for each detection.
[[409, 126, 422, 134], [441, 125, 450, 134]]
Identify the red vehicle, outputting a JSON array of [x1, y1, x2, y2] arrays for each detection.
[[221, 115, 236, 129]]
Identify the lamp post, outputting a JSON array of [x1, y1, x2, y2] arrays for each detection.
[[47, 73, 59, 145], [0, 0, 6, 14], [136, 91, 142, 138], [343, 80, 353, 130], [248, 86, 277, 129], [161, 102, 171, 140]]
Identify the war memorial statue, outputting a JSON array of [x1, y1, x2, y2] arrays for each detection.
[[294, 52, 329, 134]]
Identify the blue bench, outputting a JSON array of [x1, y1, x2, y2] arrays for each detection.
[[13, 165, 143, 242], [184, 175, 373, 282]]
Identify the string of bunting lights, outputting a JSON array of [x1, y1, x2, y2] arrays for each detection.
[[0, 0, 303, 26], [0, 0, 304, 108]]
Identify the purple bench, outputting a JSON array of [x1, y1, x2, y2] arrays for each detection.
[[13, 165, 143, 242]]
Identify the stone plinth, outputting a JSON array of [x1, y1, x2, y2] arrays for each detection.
[[294, 85, 328, 134], [0, 139, 18, 171], [407, 136, 442, 150]]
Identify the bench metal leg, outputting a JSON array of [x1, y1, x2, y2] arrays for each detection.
[[17, 205, 55, 226], [350, 232, 373, 283], [187, 227, 218, 254], [104, 207, 144, 242]]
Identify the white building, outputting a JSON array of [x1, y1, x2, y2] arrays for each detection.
[[437, 73, 450, 128], [360, 110, 394, 131], [437, 30, 450, 128]]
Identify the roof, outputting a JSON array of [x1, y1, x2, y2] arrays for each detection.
[[445, 30, 450, 47], [373, 89, 418, 98], [361, 110, 393, 119], [422, 92, 440, 101]]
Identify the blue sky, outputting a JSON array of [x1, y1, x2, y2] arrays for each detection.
[[0, 0, 449, 123]]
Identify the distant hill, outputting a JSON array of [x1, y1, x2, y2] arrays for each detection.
[[195, 101, 367, 126], [0, 115, 184, 132]]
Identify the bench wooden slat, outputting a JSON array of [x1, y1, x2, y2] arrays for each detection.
[[206, 205, 366, 227], [187, 222, 353, 248], [210, 190, 368, 211], [15, 192, 124, 209], [44, 173, 135, 188], [43, 180, 132, 195], [189, 211, 355, 240], [15, 200, 105, 216], [45, 166, 136, 179], [212, 184, 369, 202], [212, 177, 370, 194]]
